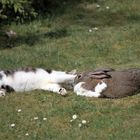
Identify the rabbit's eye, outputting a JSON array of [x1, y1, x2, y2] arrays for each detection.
[[77, 74, 82, 79]]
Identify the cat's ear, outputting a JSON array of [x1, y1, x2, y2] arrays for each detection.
[[68, 69, 77, 75]]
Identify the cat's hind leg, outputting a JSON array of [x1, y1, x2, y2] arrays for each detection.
[[41, 83, 67, 96]]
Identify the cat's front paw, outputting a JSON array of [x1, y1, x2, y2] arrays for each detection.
[[59, 88, 67, 96], [0, 89, 6, 97]]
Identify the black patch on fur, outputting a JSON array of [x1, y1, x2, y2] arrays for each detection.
[[45, 69, 52, 73], [4, 70, 14, 76], [17, 67, 36, 72], [1, 85, 15, 92], [4, 67, 36, 76]]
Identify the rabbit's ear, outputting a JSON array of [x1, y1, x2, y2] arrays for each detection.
[[88, 71, 107, 75], [86, 68, 113, 79], [88, 72, 111, 79], [90, 74, 111, 79]]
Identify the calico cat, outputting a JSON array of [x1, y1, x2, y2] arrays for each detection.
[[0, 67, 76, 97]]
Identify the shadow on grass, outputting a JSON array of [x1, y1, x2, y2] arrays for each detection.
[[0, 27, 69, 49], [18, 27, 68, 46], [127, 14, 140, 22]]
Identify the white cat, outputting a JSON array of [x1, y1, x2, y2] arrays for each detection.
[[0, 67, 76, 97]]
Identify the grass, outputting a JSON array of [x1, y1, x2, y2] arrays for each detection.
[[0, 0, 140, 139]]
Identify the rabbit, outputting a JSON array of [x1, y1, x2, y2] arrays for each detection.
[[74, 68, 140, 98]]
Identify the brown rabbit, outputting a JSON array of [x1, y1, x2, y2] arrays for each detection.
[[74, 68, 140, 98]]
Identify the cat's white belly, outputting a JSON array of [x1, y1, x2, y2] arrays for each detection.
[[4, 70, 50, 92], [0, 68, 76, 96], [2, 68, 76, 92], [11, 79, 41, 92]]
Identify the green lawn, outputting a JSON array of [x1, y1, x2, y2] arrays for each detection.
[[0, 0, 140, 139]]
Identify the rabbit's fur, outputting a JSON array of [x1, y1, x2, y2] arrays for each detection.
[[74, 68, 140, 98]]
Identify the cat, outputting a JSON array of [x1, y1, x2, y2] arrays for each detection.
[[0, 67, 76, 97]]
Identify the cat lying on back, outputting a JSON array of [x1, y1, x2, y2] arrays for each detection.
[[0, 67, 76, 97]]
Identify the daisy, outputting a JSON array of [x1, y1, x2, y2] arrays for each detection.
[[89, 29, 92, 32], [82, 120, 87, 124], [106, 6, 110, 10], [72, 114, 77, 120], [25, 133, 29, 136], [96, 4, 100, 8], [93, 27, 98, 31], [43, 118, 47, 121], [78, 123, 82, 128], [34, 117, 38, 120], [70, 119, 73, 122], [17, 109, 22, 112], [11, 123, 15, 127]]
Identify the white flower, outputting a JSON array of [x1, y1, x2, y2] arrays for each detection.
[[34, 117, 38, 120], [89, 29, 92, 32], [25, 133, 29, 136], [78, 123, 82, 128], [43, 118, 47, 121], [70, 119, 73, 122], [17, 109, 22, 112], [72, 114, 77, 120], [82, 120, 87, 124], [93, 27, 98, 31], [11, 123, 15, 127], [106, 6, 110, 10], [96, 4, 100, 8]]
